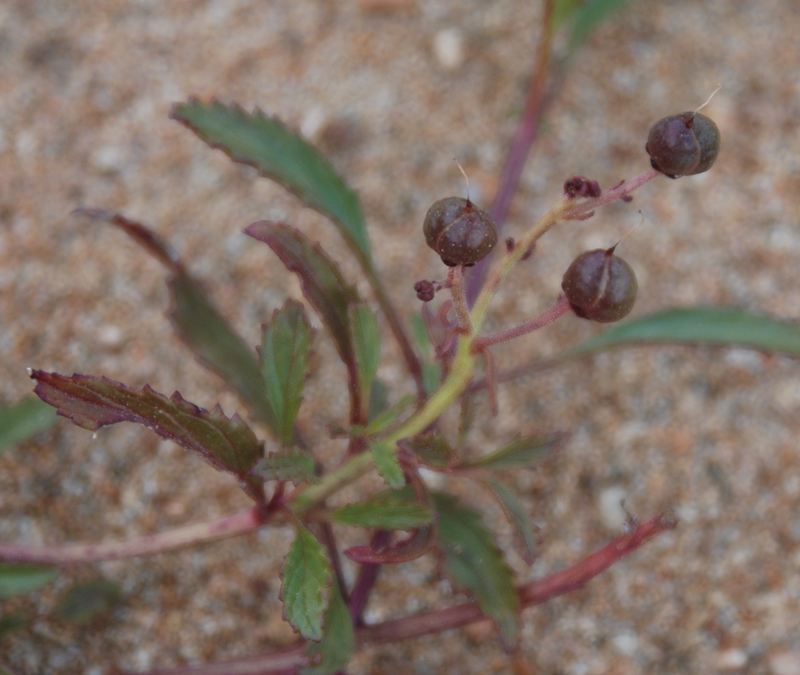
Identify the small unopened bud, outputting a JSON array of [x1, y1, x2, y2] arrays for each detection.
[[564, 175, 601, 199], [414, 280, 436, 302]]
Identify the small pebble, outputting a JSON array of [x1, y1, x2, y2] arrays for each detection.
[[717, 648, 748, 671], [598, 485, 628, 530], [98, 324, 124, 347], [611, 629, 638, 657], [433, 28, 465, 71], [770, 652, 800, 675]]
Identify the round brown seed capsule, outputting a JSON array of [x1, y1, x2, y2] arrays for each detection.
[[562, 248, 638, 323], [645, 111, 720, 179], [423, 197, 498, 267]]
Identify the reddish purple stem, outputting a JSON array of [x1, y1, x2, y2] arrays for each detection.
[[0, 506, 269, 565], [473, 294, 571, 351]]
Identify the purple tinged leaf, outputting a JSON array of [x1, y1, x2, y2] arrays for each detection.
[[371, 442, 405, 489], [461, 432, 568, 471], [170, 99, 372, 267], [484, 478, 538, 566], [72, 209, 275, 432], [251, 447, 319, 487], [331, 499, 434, 530], [344, 522, 436, 564], [397, 432, 453, 468], [259, 300, 314, 446], [433, 492, 521, 650], [246, 222, 363, 421], [302, 581, 354, 675], [281, 524, 333, 642], [30, 371, 264, 501]]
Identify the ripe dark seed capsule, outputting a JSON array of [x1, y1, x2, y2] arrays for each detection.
[[645, 112, 721, 179], [423, 197, 498, 267], [561, 248, 638, 323]]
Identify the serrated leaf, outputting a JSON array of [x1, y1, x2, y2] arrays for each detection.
[[171, 99, 371, 266], [364, 394, 415, 436], [332, 499, 434, 530], [434, 493, 520, 649], [0, 615, 25, 639], [246, 222, 360, 380], [484, 478, 538, 565], [561, 307, 800, 359], [0, 563, 58, 598], [72, 209, 274, 431], [351, 303, 381, 416], [251, 447, 318, 486], [462, 433, 567, 471], [397, 432, 453, 468], [302, 582, 354, 675], [372, 442, 405, 489], [169, 272, 275, 430], [281, 524, 333, 642], [0, 398, 57, 455], [260, 300, 314, 446], [31, 372, 264, 501], [55, 579, 121, 624]]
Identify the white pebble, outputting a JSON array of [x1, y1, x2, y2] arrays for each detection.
[[598, 485, 628, 530], [770, 652, 800, 675], [717, 648, 748, 671], [98, 324, 124, 347], [612, 629, 638, 657], [433, 28, 465, 71]]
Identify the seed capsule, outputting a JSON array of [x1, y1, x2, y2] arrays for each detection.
[[562, 248, 638, 323], [423, 197, 498, 267], [645, 112, 720, 179]]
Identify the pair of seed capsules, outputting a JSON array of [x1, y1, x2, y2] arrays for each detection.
[[422, 111, 721, 323]]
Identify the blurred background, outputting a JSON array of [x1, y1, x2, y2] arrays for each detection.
[[1, 0, 800, 673]]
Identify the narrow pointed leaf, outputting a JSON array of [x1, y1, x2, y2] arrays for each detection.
[[372, 442, 405, 489], [410, 312, 442, 396], [433, 493, 521, 649], [0, 398, 57, 454], [332, 499, 434, 530], [462, 432, 567, 471], [171, 99, 371, 265], [552, 0, 633, 53], [364, 395, 415, 436], [72, 209, 274, 430], [260, 300, 314, 446], [302, 582, 355, 675], [351, 303, 381, 414], [31, 372, 264, 500], [484, 478, 538, 565], [367, 378, 390, 424], [246, 222, 359, 375], [0, 563, 58, 598], [251, 447, 318, 486], [397, 432, 453, 468], [281, 524, 333, 642], [561, 307, 800, 359], [0, 615, 25, 639], [55, 579, 121, 624]]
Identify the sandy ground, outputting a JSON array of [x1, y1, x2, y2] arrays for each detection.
[[2, 0, 800, 673]]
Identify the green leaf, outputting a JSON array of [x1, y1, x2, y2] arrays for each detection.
[[462, 433, 567, 471], [281, 524, 333, 642], [372, 442, 405, 489], [410, 312, 442, 396], [31, 372, 264, 501], [351, 303, 381, 414], [0, 398, 57, 454], [169, 272, 275, 430], [55, 579, 121, 624], [434, 493, 520, 649], [367, 378, 390, 424], [364, 394, 415, 436], [302, 582, 355, 675], [484, 478, 538, 565], [171, 99, 371, 265], [332, 499, 434, 530], [260, 300, 314, 446], [561, 307, 800, 359], [397, 432, 453, 468], [246, 222, 360, 377], [0, 563, 58, 598], [71, 208, 274, 431], [0, 614, 25, 639], [251, 447, 318, 486], [553, 0, 633, 53]]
